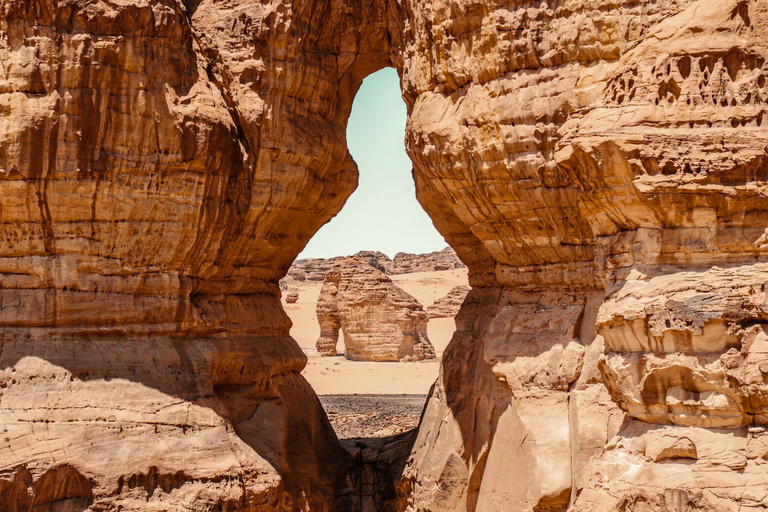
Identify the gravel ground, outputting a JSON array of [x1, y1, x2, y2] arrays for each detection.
[[319, 394, 428, 439]]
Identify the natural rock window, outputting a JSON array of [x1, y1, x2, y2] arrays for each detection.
[[3, 1, 768, 511], [280, 69, 468, 440]]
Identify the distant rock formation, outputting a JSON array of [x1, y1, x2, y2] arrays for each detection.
[[7, 0, 767, 509], [315, 257, 436, 362], [285, 292, 299, 304], [287, 247, 464, 282], [279, 274, 297, 291], [427, 285, 470, 319], [391, 247, 465, 274]]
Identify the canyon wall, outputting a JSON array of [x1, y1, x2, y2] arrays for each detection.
[[398, 0, 768, 510], [1, 0, 767, 511], [0, 0, 391, 509]]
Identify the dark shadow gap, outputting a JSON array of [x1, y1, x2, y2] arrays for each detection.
[[281, 68, 468, 451]]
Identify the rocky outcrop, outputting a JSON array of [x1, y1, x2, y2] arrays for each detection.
[[315, 257, 436, 362], [391, 247, 465, 274], [0, 0, 388, 508], [2, 0, 768, 510], [285, 292, 299, 304], [287, 247, 464, 281], [426, 285, 470, 319], [399, 1, 768, 511], [288, 252, 392, 282], [598, 264, 768, 428]]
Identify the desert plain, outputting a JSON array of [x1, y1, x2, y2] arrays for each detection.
[[285, 267, 467, 394]]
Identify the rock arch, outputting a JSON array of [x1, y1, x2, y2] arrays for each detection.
[[1, 0, 768, 511]]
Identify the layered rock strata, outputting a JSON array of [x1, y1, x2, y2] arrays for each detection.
[[1, 0, 768, 510], [390, 247, 465, 274], [315, 256, 436, 362], [398, 0, 768, 511], [0, 0, 390, 508], [287, 247, 465, 282], [288, 252, 389, 282], [426, 285, 470, 319]]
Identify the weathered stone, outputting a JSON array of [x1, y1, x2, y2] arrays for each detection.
[[390, 247, 465, 275], [288, 247, 464, 281], [2, 0, 768, 509], [285, 292, 299, 304], [598, 264, 768, 428], [315, 256, 436, 362], [0, 0, 389, 508], [427, 285, 470, 318], [397, 0, 768, 510]]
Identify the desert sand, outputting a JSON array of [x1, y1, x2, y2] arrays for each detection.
[[284, 268, 468, 395]]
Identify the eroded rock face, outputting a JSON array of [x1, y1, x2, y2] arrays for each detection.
[[390, 247, 465, 274], [426, 285, 470, 318], [315, 256, 436, 362], [397, 0, 768, 511], [0, 0, 390, 508], [287, 247, 464, 282], [2, 0, 768, 510], [598, 264, 768, 428]]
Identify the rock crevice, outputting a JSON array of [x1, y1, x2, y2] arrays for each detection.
[[2, 0, 768, 510]]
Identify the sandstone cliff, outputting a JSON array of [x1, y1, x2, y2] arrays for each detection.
[[316, 256, 436, 362], [1, 0, 767, 510], [398, 0, 768, 510], [0, 0, 387, 508]]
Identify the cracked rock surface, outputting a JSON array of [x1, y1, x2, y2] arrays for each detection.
[[315, 256, 436, 362], [1, 0, 768, 510]]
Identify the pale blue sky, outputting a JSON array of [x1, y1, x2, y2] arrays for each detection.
[[298, 68, 447, 259]]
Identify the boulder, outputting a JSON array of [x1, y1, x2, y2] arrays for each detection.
[[315, 257, 436, 362]]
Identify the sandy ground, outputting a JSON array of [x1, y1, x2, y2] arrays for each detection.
[[283, 268, 468, 395]]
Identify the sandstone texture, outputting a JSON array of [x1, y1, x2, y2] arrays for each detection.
[[397, 1, 768, 511], [285, 292, 299, 304], [315, 256, 436, 362], [426, 285, 470, 318], [390, 247, 465, 274], [2, 0, 768, 510], [287, 247, 464, 281], [0, 0, 386, 508]]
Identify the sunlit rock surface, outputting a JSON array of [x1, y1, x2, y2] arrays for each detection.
[[315, 256, 436, 362], [1, 0, 768, 510], [0, 0, 387, 508], [398, 0, 768, 511], [287, 247, 464, 282], [426, 285, 469, 318]]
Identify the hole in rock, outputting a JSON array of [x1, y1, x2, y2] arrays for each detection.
[[280, 69, 468, 440], [662, 161, 678, 176]]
